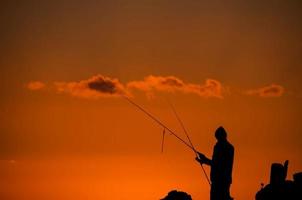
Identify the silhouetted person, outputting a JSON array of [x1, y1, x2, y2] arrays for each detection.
[[196, 126, 234, 200]]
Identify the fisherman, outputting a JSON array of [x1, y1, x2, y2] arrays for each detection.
[[196, 126, 234, 200]]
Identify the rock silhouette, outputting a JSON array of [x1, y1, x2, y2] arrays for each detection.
[[161, 190, 192, 200], [255, 160, 302, 200]]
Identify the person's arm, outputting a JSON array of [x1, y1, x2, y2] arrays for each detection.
[[195, 152, 212, 166]]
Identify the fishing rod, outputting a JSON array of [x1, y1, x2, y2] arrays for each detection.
[[168, 101, 211, 186], [122, 95, 211, 185], [121, 95, 195, 152]]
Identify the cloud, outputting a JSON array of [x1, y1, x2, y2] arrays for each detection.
[[54, 75, 127, 99], [27, 75, 285, 99], [26, 81, 45, 91], [127, 75, 224, 98], [52, 75, 224, 99], [9, 160, 16, 164], [245, 84, 285, 97], [0, 159, 17, 165]]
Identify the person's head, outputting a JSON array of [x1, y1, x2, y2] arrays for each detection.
[[215, 126, 227, 141]]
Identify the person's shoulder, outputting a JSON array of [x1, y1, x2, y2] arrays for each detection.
[[226, 141, 234, 150]]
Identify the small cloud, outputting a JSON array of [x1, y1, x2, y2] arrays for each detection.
[[0, 159, 17, 165], [127, 75, 224, 98], [26, 81, 45, 91], [9, 160, 16, 164], [54, 74, 127, 99], [245, 84, 285, 97]]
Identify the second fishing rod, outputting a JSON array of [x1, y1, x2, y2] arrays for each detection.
[[168, 100, 211, 186]]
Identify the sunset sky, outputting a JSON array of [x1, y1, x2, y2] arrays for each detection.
[[1, 1, 302, 200]]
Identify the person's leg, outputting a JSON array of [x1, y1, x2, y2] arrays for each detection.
[[210, 183, 223, 200], [211, 183, 232, 200], [210, 184, 217, 200], [224, 184, 233, 200]]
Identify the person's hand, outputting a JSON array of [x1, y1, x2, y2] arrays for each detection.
[[195, 156, 202, 163], [195, 152, 206, 164], [197, 152, 206, 160]]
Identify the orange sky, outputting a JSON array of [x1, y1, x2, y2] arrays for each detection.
[[1, 1, 302, 200]]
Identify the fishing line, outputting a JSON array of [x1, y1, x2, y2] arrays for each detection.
[[161, 128, 166, 153]]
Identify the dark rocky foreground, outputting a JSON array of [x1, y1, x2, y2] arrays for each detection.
[[161, 161, 302, 200], [161, 190, 192, 200], [255, 161, 302, 200]]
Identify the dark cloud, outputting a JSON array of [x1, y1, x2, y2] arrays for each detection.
[[87, 76, 120, 94], [54, 75, 126, 99]]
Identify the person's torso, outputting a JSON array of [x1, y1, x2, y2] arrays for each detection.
[[210, 141, 234, 184]]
